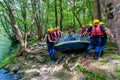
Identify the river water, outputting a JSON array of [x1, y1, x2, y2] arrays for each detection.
[[0, 35, 18, 80]]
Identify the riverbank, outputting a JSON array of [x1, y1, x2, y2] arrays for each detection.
[[0, 34, 20, 80], [0, 42, 120, 80]]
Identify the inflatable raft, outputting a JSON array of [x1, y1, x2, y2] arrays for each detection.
[[55, 34, 90, 52]]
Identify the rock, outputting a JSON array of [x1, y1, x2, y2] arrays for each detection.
[[17, 70, 25, 74], [28, 55, 35, 60], [31, 78, 38, 80], [32, 65, 36, 68], [13, 73, 24, 80], [30, 47, 34, 50], [35, 46, 40, 49], [40, 43, 46, 46], [38, 42, 46, 47], [25, 69, 41, 78], [53, 65, 63, 72], [35, 56, 46, 63], [10, 66, 19, 73], [110, 60, 120, 64], [10, 71, 14, 75], [5, 64, 10, 70], [34, 43, 38, 46]]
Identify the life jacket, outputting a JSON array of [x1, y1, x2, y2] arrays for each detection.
[[47, 32, 56, 41], [56, 30, 61, 38], [91, 25, 104, 37]]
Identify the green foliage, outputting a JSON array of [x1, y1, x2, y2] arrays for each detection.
[[116, 67, 120, 72], [63, 64, 69, 71], [105, 42, 119, 55], [68, 56, 78, 63], [0, 53, 17, 68], [76, 65, 84, 72], [0, 0, 110, 43]]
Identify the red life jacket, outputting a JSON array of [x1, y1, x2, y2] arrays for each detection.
[[91, 25, 104, 37], [47, 32, 56, 41], [56, 30, 61, 37]]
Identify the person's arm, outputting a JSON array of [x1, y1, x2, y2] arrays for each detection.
[[54, 32, 58, 41], [42, 34, 47, 42], [82, 27, 92, 36], [105, 27, 112, 33], [54, 32, 57, 38], [105, 30, 114, 38], [47, 34, 53, 42], [100, 26, 114, 38], [60, 31, 62, 38], [48, 34, 57, 42], [82, 30, 87, 36]]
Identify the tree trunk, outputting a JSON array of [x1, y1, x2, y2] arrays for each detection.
[[4, 0, 25, 55], [73, 0, 75, 26], [66, 2, 70, 26], [106, 0, 120, 54], [60, 0, 63, 30], [31, 0, 42, 39], [54, 0, 58, 27], [45, 0, 49, 34], [99, 0, 108, 21], [0, 15, 13, 40], [20, 0, 28, 48], [94, 0, 102, 20], [72, 11, 82, 27]]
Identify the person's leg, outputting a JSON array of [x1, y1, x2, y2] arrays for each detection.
[[100, 46, 105, 57], [100, 38, 107, 57], [47, 41, 51, 54], [94, 46, 101, 60], [84, 37, 94, 57], [50, 43, 56, 62], [84, 45, 93, 57], [94, 37, 102, 60]]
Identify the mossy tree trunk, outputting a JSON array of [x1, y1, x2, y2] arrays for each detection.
[[106, 0, 120, 54], [31, 0, 42, 39], [3, 0, 26, 55], [94, 0, 102, 20], [60, 0, 63, 30], [54, 0, 58, 27]]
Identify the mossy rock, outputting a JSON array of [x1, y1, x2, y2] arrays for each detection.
[[109, 54, 120, 60], [35, 56, 46, 63], [63, 64, 69, 71], [53, 71, 75, 80]]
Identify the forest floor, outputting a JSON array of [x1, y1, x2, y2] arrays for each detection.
[[3, 42, 120, 80]]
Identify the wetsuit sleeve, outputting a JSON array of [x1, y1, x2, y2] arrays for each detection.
[[100, 26, 106, 33], [87, 26, 92, 32]]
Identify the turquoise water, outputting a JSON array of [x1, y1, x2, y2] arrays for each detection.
[[0, 35, 18, 80], [0, 35, 11, 62], [0, 69, 14, 80]]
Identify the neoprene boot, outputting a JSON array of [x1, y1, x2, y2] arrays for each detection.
[[100, 51, 104, 57], [84, 50, 88, 58], [93, 52, 99, 60]]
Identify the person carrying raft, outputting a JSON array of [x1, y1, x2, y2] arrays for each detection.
[[99, 22, 114, 57], [54, 27, 62, 41], [43, 28, 57, 62], [83, 19, 114, 60]]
